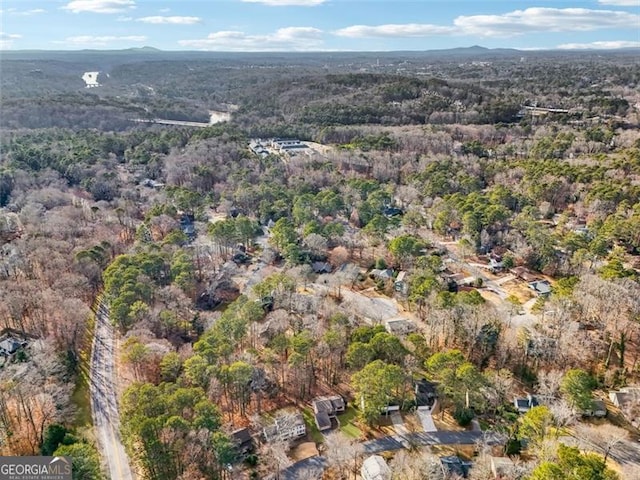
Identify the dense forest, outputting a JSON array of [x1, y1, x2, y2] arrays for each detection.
[[1, 48, 639, 480]]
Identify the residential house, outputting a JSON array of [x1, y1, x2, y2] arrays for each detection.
[[0, 337, 26, 357], [370, 268, 394, 282], [384, 317, 417, 336], [249, 140, 269, 158], [488, 257, 503, 273], [382, 206, 403, 218], [440, 456, 472, 478], [394, 271, 408, 294], [263, 411, 306, 442], [609, 387, 640, 427], [232, 251, 251, 264], [230, 428, 254, 457], [270, 138, 309, 154], [490, 456, 515, 479], [312, 261, 332, 274], [415, 379, 438, 410], [444, 273, 475, 291], [583, 400, 607, 418], [361, 455, 391, 480], [609, 387, 640, 408], [311, 395, 346, 432], [140, 178, 165, 189], [510, 266, 538, 283], [529, 280, 552, 297], [513, 393, 540, 414]]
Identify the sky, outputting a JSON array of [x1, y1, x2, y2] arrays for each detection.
[[0, 0, 639, 51]]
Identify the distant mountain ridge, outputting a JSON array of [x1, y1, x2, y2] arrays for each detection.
[[2, 45, 638, 70]]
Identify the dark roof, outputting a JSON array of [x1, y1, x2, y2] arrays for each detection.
[[313, 398, 334, 414], [440, 456, 472, 478], [529, 280, 552, 295], [0, 338, 24, 354], [382, 206, 404, 217], [415, 379, 437, 406], [312, 261, 332, 274], [231, 428, 252, 446], [514, 394, 539, 412], [330, 396, 345, 411], [315, 411, 332, 431]]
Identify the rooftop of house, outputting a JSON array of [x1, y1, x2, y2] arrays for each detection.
[[314, 411, 332, 431], [529, 280, 552, 295], [514, 393, 540, 412], [231, 428, 252, 446], [440, 456, 472, 478], [313, 398, 334, 414], [275, 412, 305, 431], [415, 378, 438, 406], [312, 395, 345, 414], [312, 261, 332, 274], [490, 456, 515, 478], [609, 387, 640, 406], [510, 266, 538, 282], [384, 317, 416, 334], [361, 455, 391, 480], [370, 268, 394, 280], [0, 337, 25, 355]]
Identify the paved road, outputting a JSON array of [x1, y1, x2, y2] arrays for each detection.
[[90, 302, 135, 480], [561, 435, 640, 467], [363, 430, 505, 454]]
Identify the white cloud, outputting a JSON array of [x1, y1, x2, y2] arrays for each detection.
[[58, 35, 147, 47], [0, 32, 22, 49], [557, 40, 640, 49], [6, 8, 46, 16], [335, 7, 640, 38], [179, 26, 323, 51], [454, 7, 640, 37], [63, 0, 136, 14], [598, 0, 639, 6], [241, 0, 325, 6], [137, 16, 201, 24], [336, 24, 455, 38], [0, 32, 22, 40]]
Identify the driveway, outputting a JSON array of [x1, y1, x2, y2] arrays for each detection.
[[417, 409, 437, 432], [90, 302, 135, 480]]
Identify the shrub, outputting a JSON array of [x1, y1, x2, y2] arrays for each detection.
[[454, 407, 474, 426]]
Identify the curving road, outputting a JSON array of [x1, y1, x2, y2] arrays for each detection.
[[90, 302, 135, 480]]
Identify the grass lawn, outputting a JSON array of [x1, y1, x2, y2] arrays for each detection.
[[71, 345, 93, 428], [71, 373, 92, 427], [71, 311, 95, 428], [338, 406, 362, 439], [301, 408, 325, 444]]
